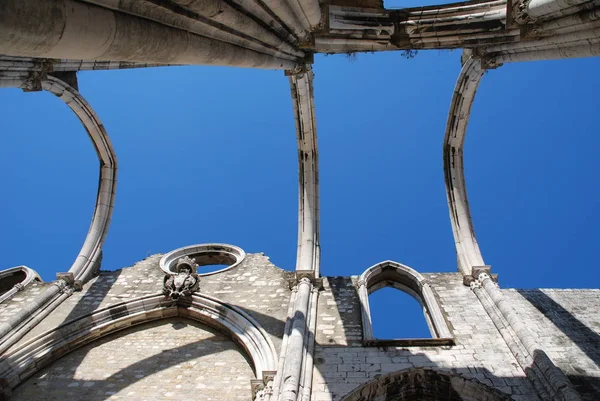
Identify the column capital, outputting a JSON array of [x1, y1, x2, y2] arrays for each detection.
[[289, 270, 322, 289]]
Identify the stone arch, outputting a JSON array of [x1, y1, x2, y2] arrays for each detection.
[[340, 368, 513, 401], [0, 293, 278, 391], [0, 74, 117, 285], [0, 266, 42, 304], [358, 261, 452, 343], [443, 56, 486, 280]]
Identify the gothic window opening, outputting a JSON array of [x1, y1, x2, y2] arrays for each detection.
[[369, 286, 433, 339], [358, 261, 453, 345]]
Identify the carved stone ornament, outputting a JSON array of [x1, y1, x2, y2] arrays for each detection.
[[163, 256, 200, 300]]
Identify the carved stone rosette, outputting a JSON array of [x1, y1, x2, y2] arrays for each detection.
[[163, 256, 200, 300]]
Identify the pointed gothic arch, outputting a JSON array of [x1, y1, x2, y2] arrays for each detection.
[[340, 368, 513, 401], [357, 261, 453, 344], [0, 292, 278, 393]]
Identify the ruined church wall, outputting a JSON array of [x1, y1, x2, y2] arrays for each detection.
[[311, 273, 538, 401], [3, 251, 600, 401], [5, 252, 292, 354], [12, 317, 254, 401]]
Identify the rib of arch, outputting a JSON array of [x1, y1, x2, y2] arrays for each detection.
[[340, 368, 513, 401], [0, 74, 117, 285], [358, 261, 453, 342], [443, 56, 486, 279], [0, 292, 278, 389]]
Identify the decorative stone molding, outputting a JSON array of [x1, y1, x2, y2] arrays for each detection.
[[55, 272, 84, 292], [0, 266, 42, 304], [0, 292, 278, 390], [357, 260, 453, 343], [55, 272, 75, 286], [288, 270, 323, 290], [163, 256, 200, 300], [159, 243, 246, 277], [252, 371, 277, 400], [463, 265, 494, 286], [251, 379, 265, 399]]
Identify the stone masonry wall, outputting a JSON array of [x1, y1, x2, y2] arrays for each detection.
[[311, 273, 538, 401], [0, 281, 53, 325], [3, 251, 600, 401], [502, 289, 600, 401], [13, 317, 254, 401]]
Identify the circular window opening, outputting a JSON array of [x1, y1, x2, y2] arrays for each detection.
[[159, 244, 246, 276]]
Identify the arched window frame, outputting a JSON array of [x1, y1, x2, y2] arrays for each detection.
[[357, 261, 453, 345]]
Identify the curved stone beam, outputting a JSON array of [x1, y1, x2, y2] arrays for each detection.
[[0, 266, 42, 304], [357, 260, 452, 341], [442, 62, 582, 400], [42, 76, 117, 284], [289, 67, 320, 275], [0, 293, 278, 389], [443, 56, 486, 279], [0, 74, 117, 353]]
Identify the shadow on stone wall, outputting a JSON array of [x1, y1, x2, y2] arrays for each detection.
[[12, 319, 252, 401], [64, 271, 123, 323], [517, 290, 600, 400], [236, 304, 288, 344], [327, 277, 363, 345], [313, 348, 544, 401], [11, 271, 124, 399], [339, 366, 514, 401]]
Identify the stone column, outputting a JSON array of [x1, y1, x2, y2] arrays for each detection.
[[278, 277, 312, 401]]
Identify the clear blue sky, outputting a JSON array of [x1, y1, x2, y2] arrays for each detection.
[[1, 51, 598, 338]]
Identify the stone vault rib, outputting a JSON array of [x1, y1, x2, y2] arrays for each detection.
[[271, 67, 320, 401], [443, 55, 583, 401]]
